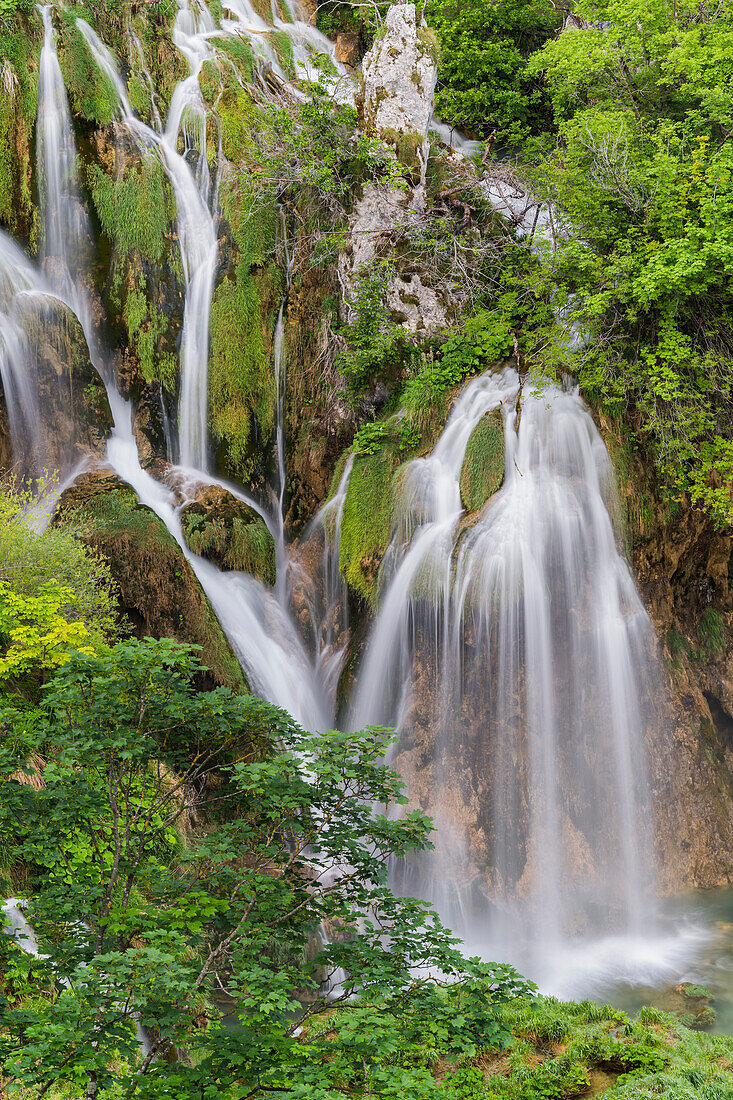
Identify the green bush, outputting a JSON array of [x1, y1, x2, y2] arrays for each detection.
[[340, 262, 420, 392]]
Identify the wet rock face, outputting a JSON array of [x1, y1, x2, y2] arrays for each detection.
[[13, 298, 111, 475], [55, 468, 247, 693], [597, 416, 733, 890], [284, 264, 358, 532], [361, 2, 438, 166]]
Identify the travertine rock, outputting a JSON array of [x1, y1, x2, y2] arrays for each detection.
[[361, 2, 438, 182]]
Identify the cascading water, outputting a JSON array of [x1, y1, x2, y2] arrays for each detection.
[[25, 5, 330, 731], [311, 455, 353, 700], [221, 0, 352, 101], [0, 235, 47, 470], [347, 368, 686, 992], [77, 10, 218, 470]]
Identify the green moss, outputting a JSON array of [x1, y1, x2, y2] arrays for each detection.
[[220, 168, 278, 270], [0, 19, 40, 242], [602, 419, 656, 547], [416, 26, 441, 65], [460, 408, 505, 513], [214, 36, 257, 85], [339, 449, 399, 605], [182, 506, 276, 585], [208, 265, 280, 482], [87, 154, 175, 264], [62, 482, 247, 694], [218, 83, 267, 161], [270, 31, 296, 79], [380, 126, 424, 169], [57, 18, 117, 125], [696, 608, 726, 658]]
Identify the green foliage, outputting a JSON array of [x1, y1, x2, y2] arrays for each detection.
[[0, 0, 35, 23], [0, 580, 95, 683], [426, 0, 560, 146], [339, 448, 398, 604], [524, 0, 733, 523], [460, 408, 506, 513], [354, 417, 421, 457], [340, 262, 420, 392], [0, 638, 533, 1098], [402, 312, 514, 416], [0, 481, 120, 655]]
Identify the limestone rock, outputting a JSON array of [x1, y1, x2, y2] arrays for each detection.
[[361, 2, 438, 178], [338, 182, 449, 336]]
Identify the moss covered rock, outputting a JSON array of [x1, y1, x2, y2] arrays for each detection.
[[56, 470, 247, 693], [180, 483, 275, 585], [0, 16, 40, 243], [459, 407, 504, 513], [208, 168, 281, 486], [339, 448, 398, 605]]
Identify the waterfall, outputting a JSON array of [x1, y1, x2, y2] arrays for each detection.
[[0, 236, 46, 470], [77, 11, 218, 471], [348, 368, 666, 988], [37, 6, 90, 299], [313, 454, 353, 700], [26, 6, 330, 731]]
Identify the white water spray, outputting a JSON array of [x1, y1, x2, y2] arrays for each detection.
[[348, 368, 673, 987]]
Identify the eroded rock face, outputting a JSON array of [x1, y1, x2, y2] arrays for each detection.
[[361, 2, 438, 181], [337, 5, 449, 341], [339, 182, 449, 336], [597, 416, 733, 890]]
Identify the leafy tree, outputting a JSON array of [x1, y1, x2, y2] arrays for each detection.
[[0, 580, 95, 685], [427, 0, 561, 146], [0, 638, 533, 1099], [522, 0, 733, 521], [0, 481, 121, 650]]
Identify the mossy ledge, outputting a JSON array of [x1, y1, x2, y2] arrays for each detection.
[[55, 470, 247, 693], [460, 408, 505, 514], [339, 448, 398, 606], [180, 486, 276, 586]]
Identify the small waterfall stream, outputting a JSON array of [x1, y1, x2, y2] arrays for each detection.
[[77, 9, 218, 470]]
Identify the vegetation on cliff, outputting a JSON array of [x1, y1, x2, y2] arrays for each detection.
[[56, 477, 247, 692]]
